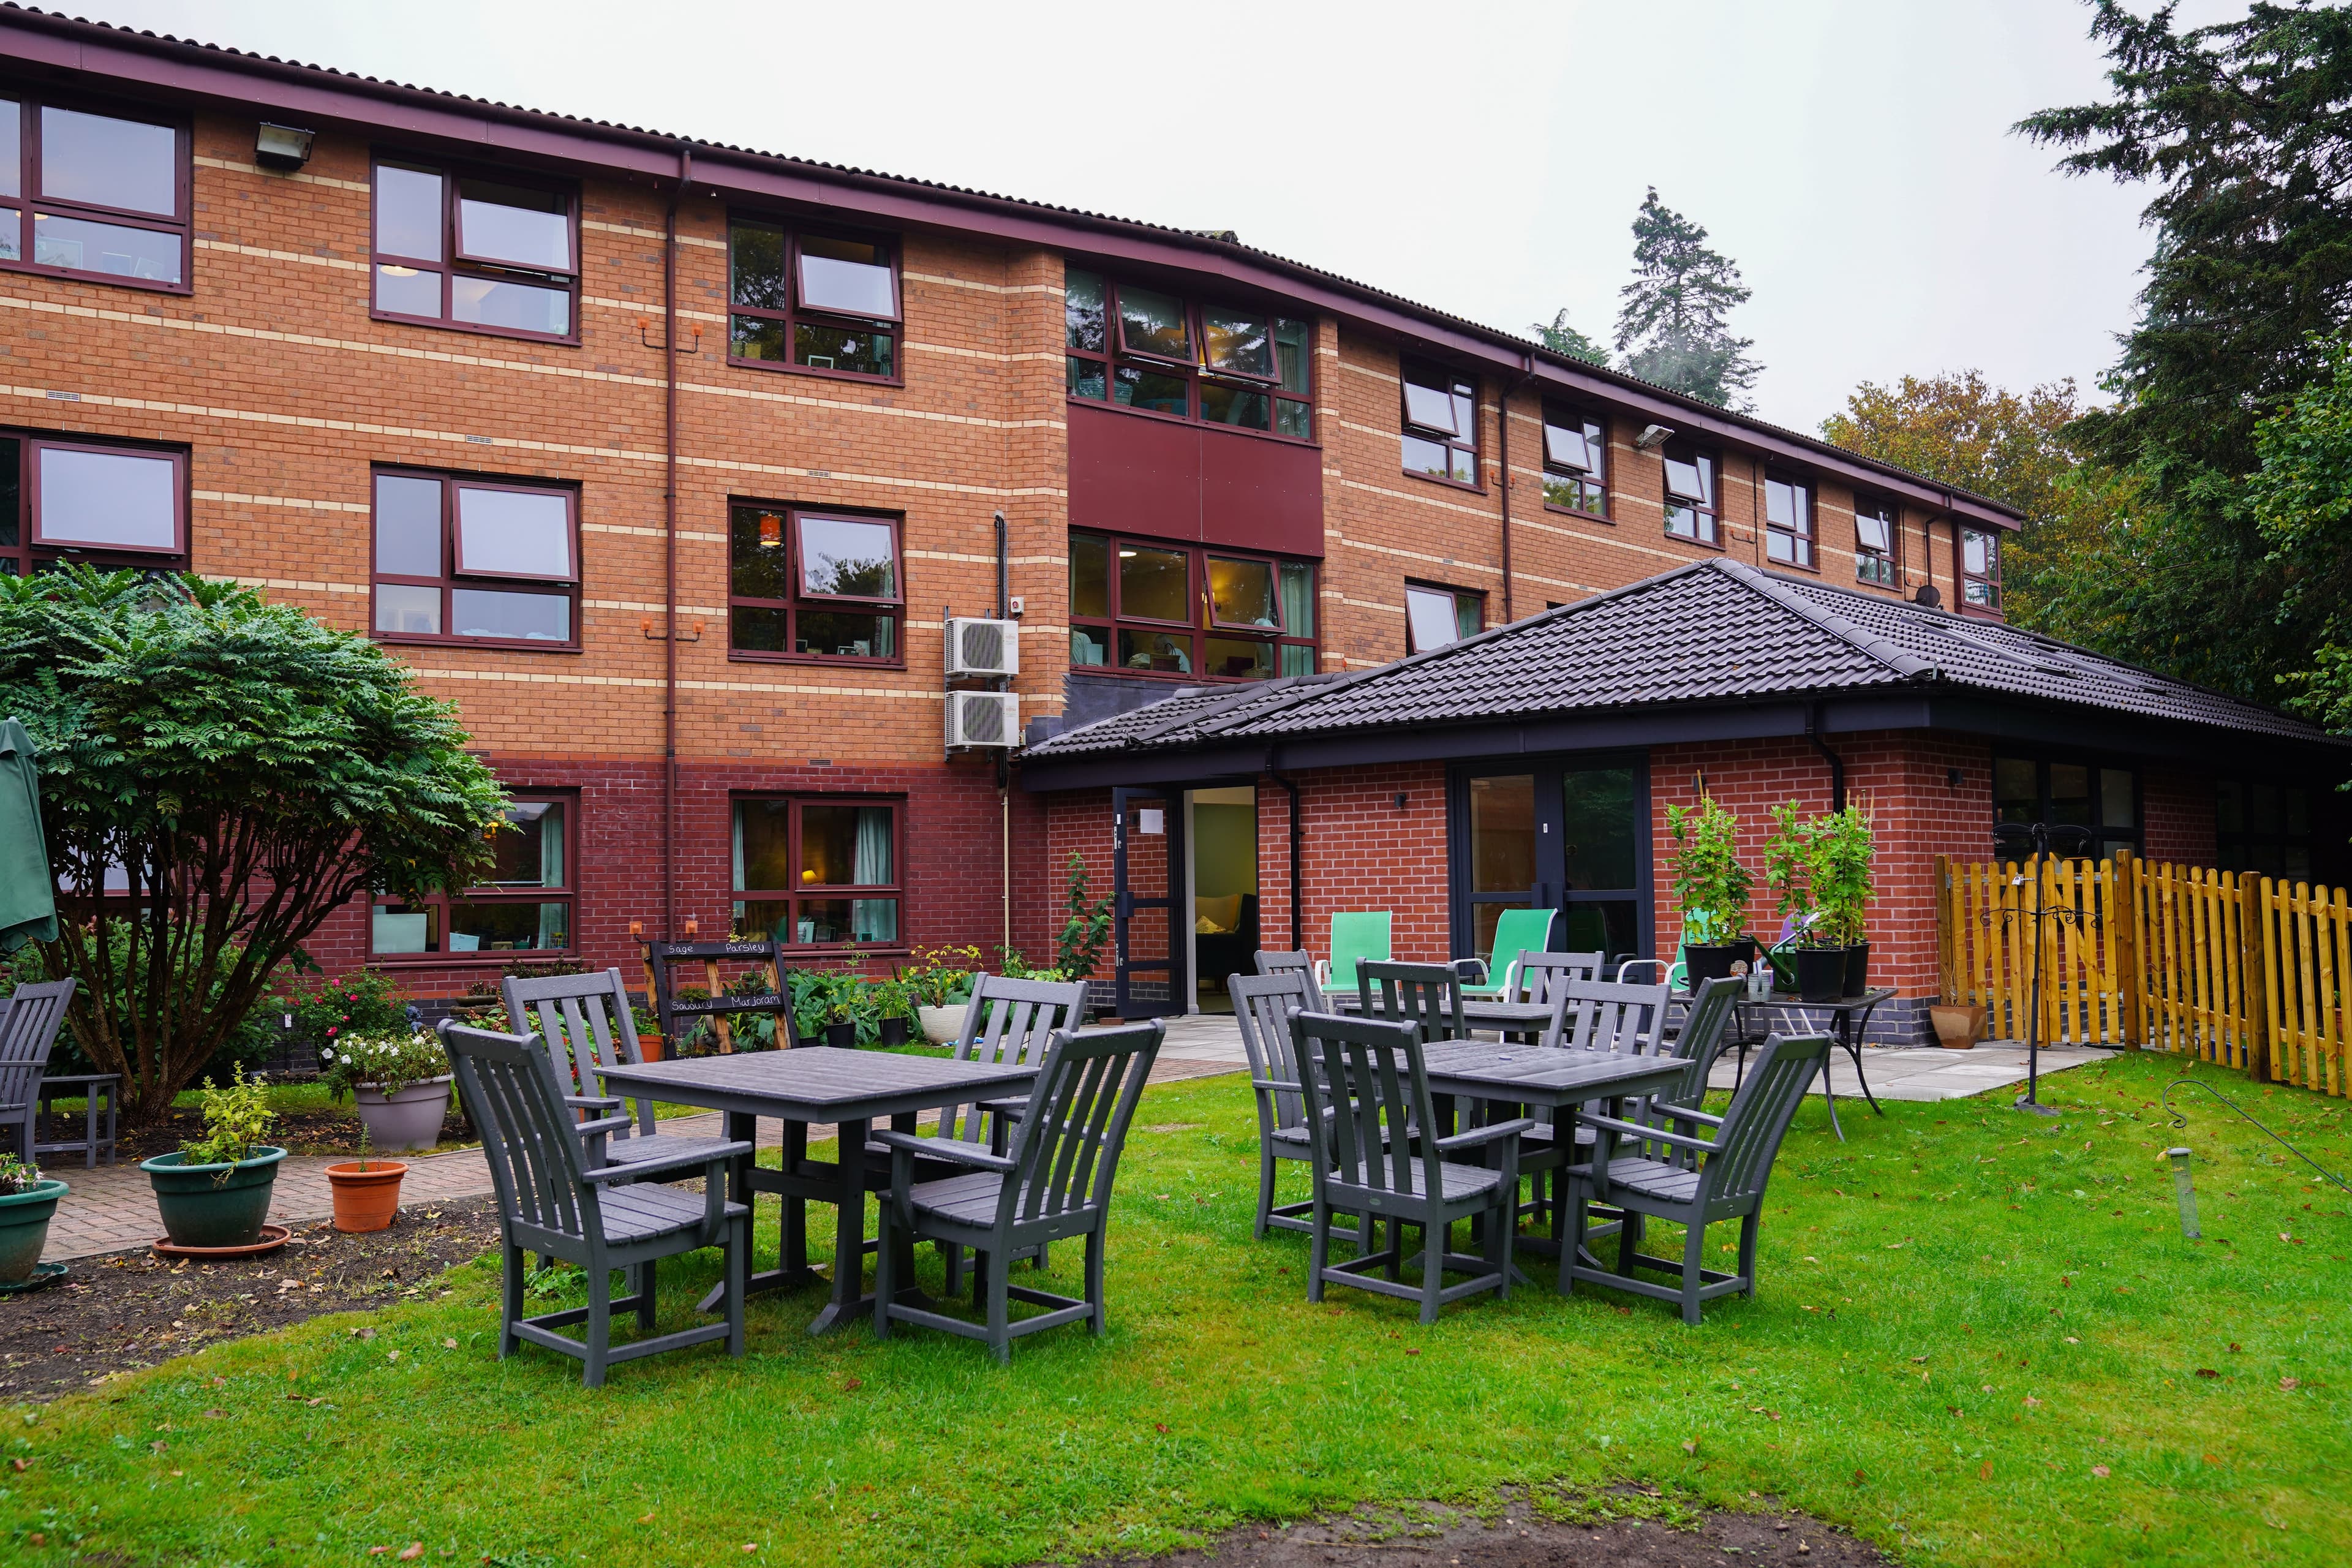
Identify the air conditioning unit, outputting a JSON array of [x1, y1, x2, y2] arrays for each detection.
[[945, 616, 1020, 678], [946, 689, 1019, 749]]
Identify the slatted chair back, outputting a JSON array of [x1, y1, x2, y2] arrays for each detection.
[[1510, 951, 1607, 1007], [502, 968, 646, 1132], [1230, 970, 1314, 1133], [997, 1021, 1164, 1229], [1357, 959, 1466, 1044], [1555, 977, 1670, 1055], [440, 1020, 594, 1246], [1469, 908, 1559, 996], [1694, 1033, 1831, 1210], [1668, 975, 1744, 1088], [0, 979, 75, 1112], [1253, 949, 1313, 978], [1325, 911, 1392, 994], [937, 973, 1088, 1145], [1290, 1009, 1436, 1204]]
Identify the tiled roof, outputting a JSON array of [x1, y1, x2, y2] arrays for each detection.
[[1025, 560, 2337, 758]]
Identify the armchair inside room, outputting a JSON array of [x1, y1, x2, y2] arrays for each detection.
[[1193, 892, 1259, 1003]]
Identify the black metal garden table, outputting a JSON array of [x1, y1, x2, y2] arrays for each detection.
[[597, 1047, 1038, 1335], [1691, 987, 1896, 1143]]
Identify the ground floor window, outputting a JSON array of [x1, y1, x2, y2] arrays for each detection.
[[732, 796, 903, 948], [1450, 758, 1648, 967], [2216, 780, 2312, 880], [372, 794, 574, 957], [0, 429, 187, 576], [1992, 755, 2138, 860]]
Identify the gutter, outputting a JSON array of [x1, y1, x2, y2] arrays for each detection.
[[1808, 702, 1846, 813]]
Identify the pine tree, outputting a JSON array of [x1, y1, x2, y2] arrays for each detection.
[[1611, 188, 1762, 409], [1532, 308, 1608, 367]]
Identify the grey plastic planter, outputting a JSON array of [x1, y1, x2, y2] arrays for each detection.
[[0, 1178, 67, 1283], [352, 1076, 453, 1153]]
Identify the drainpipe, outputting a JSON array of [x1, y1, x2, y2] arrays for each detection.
[[1269, 764, 1303, 949], [1497, 354, 1536, 624], [995, 510, 1011, 955], [1808, 701, 1846, 813], [662, 143, 690, 942]]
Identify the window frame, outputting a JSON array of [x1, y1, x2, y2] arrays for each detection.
[[0, 91, 192, 295], [1539, 401, 1609, 520], [1660, 440, 1721, 548], [1063, 267, 1314, 443], [1068, 529, 1319, 683], [1762, 469, 1816, 571], [2215, 777, 2316, 881], [368, 155, 581, 345], [1992, 753, 2141, 862], [1853, 493, 1898, 587], [730, 794, 909, 954], [725, 214, 904, 386], [1404, 580, 1484, 654], [1400, 360, 1482, 491], [370, 790, 580, 965], [20, 435, 188, 560], [1962, 526, 2003, 610], [726, 500, 907, 668], [369, 466, 582, 653]]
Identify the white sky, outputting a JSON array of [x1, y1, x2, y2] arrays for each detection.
[[81, 0, 2243, 432]]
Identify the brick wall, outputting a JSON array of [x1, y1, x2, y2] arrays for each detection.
[[2143, 769, 2218, 867]]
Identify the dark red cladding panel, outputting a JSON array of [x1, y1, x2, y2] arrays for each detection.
[[1067, 401, 1323, 558]]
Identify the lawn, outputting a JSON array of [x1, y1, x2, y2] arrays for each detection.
[[6, 1049, 2348, 1567]]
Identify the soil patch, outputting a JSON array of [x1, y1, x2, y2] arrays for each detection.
[[1063, 1490, 1887, 1567], [55, 1105, 468, 1163], [0, 1196, 501, 1402]]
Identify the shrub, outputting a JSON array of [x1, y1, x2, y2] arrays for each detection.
[[178, 1065, 276, 1166], [1665, 795, 1752, 943]]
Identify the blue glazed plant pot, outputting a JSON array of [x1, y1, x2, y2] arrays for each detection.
[[0, 1178, 67, 1283], [141, 1147, 287, 1250]]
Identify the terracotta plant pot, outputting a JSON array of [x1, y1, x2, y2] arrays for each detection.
[[143, 1147, 287, 1250], [637, 1031, 666, 1063], [325, 1159, 409, 1233], [917, 1005, 964, 1046], [0, 1178, 67, 1284], [1930, 1003, 1986, 1050], [352, 1076, 452, 1153]]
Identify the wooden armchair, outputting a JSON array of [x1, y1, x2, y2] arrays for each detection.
[[0, 979, 77, 1164], [1356, 959, 1468, 1043], [503, 968, 727, 1174]]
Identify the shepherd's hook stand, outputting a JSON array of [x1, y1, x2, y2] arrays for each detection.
[[2002, 823, 2089, 1117], [2160, 1076, 2352, 1240]]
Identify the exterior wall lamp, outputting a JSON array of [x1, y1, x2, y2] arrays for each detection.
[[255, 123, 315, 172]]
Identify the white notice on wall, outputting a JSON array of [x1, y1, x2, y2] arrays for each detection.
[[1137, 808, 1164, 835]]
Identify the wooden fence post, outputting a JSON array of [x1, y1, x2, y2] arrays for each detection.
[[2113, 850, 2144, 1049], [2240, 872, 2271, 1084]]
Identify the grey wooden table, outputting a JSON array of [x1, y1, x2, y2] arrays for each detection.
[[1328, 995, 1558, 1039], [598, 1048, 1038, 1335]]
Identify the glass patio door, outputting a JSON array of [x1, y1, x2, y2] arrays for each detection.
[[1452, 757, 1649, 969]]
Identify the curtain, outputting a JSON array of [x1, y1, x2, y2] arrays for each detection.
[[1279, 562, 1314, 638], [535, 805, 567, 948], [850, 806, 896, 943]]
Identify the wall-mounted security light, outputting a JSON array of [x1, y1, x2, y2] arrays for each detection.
[[1633, 424, 1673, 452], [255, 123, 315, 172]]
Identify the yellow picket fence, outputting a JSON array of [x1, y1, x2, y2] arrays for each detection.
[[1935, 852, 2352, 1098]]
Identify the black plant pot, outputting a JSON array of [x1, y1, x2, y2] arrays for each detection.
[[1842, 941, 1871, 998], [1795, 946, 1847, 1004], [1685, 938, 1757, 986], [877, 1017, 911, 1047], [824, 1021, 858, 1049]]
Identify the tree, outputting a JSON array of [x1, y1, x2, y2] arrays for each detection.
[[0, 567, 508, 1120], [1612, 188, 1762, 409], [1532, 307, 1608, 367], [2254, 333, 2352, 726]]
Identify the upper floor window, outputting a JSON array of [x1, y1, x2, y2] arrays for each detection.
[[1069, 532, 1316, 680], [1540, 404, 1607, 518], [0, 96, 188, 290], [729, 503, 903, 663], [733, 796, 903, 949], [1404, 582, 1482, 652], [1065, 268, 1312, 439], [1661, 442, 1718, 546], [1763, 471, 1814, 570], [1855, 496, 1897, 586], [372, 160, 577, 341], [1962, 526, 2002, 608], [0, 431, 186, 576], [729, 219, 900, 382], [373, 793, 576, 958], [371, 468, 578, 649], [1401, 361, 1479, 486]]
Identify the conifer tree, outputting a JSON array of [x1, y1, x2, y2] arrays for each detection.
[[1532, 308, 1608, 367], [1611, 188, 1762, 409]]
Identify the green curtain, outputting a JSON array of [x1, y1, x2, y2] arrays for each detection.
[[850, 807, 896, 943]]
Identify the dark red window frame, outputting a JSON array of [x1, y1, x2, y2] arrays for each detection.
[[1068, 530, 1319, 683], [726, 215, 903, 386], [371, 789, 579, 964], [369, 156, 580, 345], [0, 429, 189, 577], [1963, 526, 2002, 610], [730, 793, 909, 953], [1762, 469, 1816, 571], [1064, 266, 1314, 443], [1854, 493, 1898, 586], [1400, 360, 1482, 491], [0, 91, 191, 295], [1660, 440, 1721, 549], [1404, 579, 1484, 654], [1539, 401, 1608, 519], [369, 466, 581, 652], [727, 500, 907, 667]]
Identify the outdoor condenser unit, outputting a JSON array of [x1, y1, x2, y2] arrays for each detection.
[[946, 689, 1019, 749], [944, 616, 1020, 678]]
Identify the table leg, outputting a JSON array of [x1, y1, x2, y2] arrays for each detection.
[[1844, 1005, 1887, 1117], [84, 1091, 98, 1170], [699, 1111, 824, 1314], [806, 1116, 872, 1335], [780, 1118, 808, 1274]]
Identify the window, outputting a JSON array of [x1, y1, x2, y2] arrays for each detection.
[[732, 797, 903, 948], [1962, 526, 2002, 608], [0, 96, 188, 290], [371, 469, 578, 647], [1400, 361, 1479, 486], [372, 795, 575, 957], [2217, 779, 2313, 880], [1993, 755, 2139, 861], [0, 431, 186, 575], [1405, 582, 1482, 652], [1763, 471, 1814, 569], [1065, 267, 1312, 439], [1068, 531, 1316, 680], [1855, 496, 1897, 586], [729, 503, 903, 663], [1661, 442, 1718, 546], [372, 160, 576, 339], [1540, 404, 1607, 517], [728, 219, 900, 381]]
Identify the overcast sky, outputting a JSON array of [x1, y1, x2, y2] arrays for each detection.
[[83, 0, 2241, 432]]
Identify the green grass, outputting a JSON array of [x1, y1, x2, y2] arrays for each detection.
[[7, 1050, 2350, 1566]]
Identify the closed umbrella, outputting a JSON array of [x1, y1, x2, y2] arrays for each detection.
[[0, 718, 56, 953]]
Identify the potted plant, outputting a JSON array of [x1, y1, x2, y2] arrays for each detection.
[[870, 976, 914, 1047], [324, 1123, 407, 1234], [320, 1029, 453, 1153], [902, 944, 980, 1046], [0, 1155, 66, 1285], [631, 1000, 666, 1063], [141, 1066, 285, 1250], [1810, 802, 1877, 996], [1666, 796, 1754, 983]]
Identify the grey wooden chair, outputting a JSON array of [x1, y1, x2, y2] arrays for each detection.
[[504, 968, 728, 1174], [872, 1020, 1164, 1362], [0, 979, 77, 1163], [440, 1020, 752, 1386], [1562, 1030, 1831, 1323], [1356, 959, 1468, 1044], [1231, 967, 1373, 1259], [1290, 1009, 1529, 1324], [1510, 951, 1606, 1047], [1253, 949, 1313, 979]]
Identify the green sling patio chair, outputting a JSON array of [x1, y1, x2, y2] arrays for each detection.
[[1457, 907, 1560, 999], [1313, 911, 1392, 1000]]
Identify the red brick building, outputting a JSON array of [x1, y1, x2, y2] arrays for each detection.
[[1, 11, 2329, 1033]]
